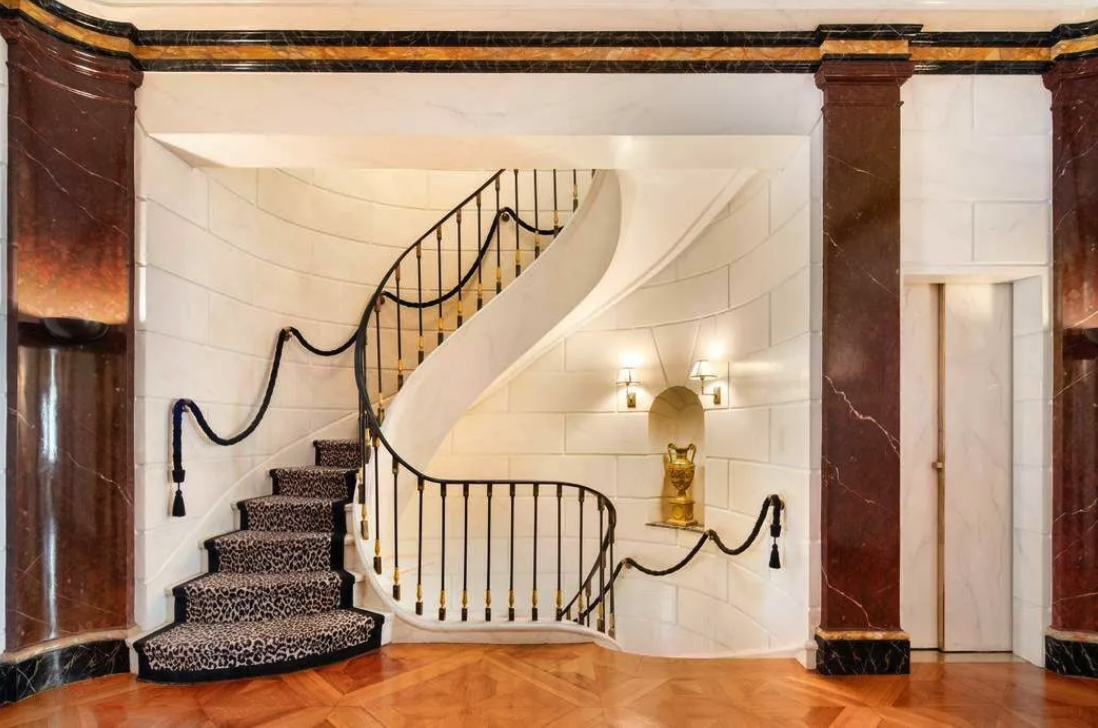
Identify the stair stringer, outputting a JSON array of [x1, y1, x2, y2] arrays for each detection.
[[355, 169, 750, 644]]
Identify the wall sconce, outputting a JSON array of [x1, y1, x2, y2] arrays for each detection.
[[690, 359, 721, 405], [617, 367, 639, 409]]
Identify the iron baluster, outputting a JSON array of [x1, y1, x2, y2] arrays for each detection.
[[476, 193, 484, 311], [494, 177, 502, 294], [513, 169, 521, 278], [533, 170, 541, 259], [577, 490, 585, 623], [598, 497, 606, 633], [436, 227, 444, 346], [556, 483, 563, 621], [508, 482, 516, 622], [462, 483, 470, 621], [531, 482, 539, 622], [439, 482, 447, 620], [416, 477, 424, 615], [485, 483, 493, 621], [392, 460, 400, 600], [456, 211, 464, 328], [416, 243, 424, 364]]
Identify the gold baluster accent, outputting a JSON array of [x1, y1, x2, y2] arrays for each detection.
[[534, 233, 541, 259], [555, 589, 563, 620], [508, 588, 515, 622], [437, 315, 445, 345], [439, 589, 447, 621], [373, 537, 382, 575], [485, 588, 492, 622], [416, 584, 424, 616], [554, 209, 561, 230], [393, 566, 401, 601], [358, 467, 368, 539], [417, 335, 424, 364], [477, 281, 484, 310], [514, 248, 522, 278], [397, 358, 404, 390], [495, 265, 502, 294], [532, 588, 539, 622], [572, 178, 579, 211], [461, 589, 469, 622], [457, 300, 464, 328], [609, 613, 616, 639], [598, 600, 606, 634]]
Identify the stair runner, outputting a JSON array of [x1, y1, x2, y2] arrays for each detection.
[[133, 440, 383, 683]]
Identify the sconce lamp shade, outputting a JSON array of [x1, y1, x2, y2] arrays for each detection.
[[689, 359, 716, 381], [616, 367, 638, 386]]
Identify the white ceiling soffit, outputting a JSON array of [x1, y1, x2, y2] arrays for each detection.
[[60, 0, 1097, 31]]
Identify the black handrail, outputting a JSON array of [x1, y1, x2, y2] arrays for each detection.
[[352, 169, 619, 631], [169, 326, 355, 516], [576, 494, 784, 623]]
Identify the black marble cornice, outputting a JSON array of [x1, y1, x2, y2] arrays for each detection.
[[912, 31, 1055, 48], [137, 29, 822, 48], [3, 0, 1098, 74], [815, 24, 923, 41]]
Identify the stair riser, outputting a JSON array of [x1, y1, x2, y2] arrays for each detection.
[[207, 537, 344, 574], [174, 574, 354, 624], [240, 501, 345, 534], [271, 469, 356, 500], [313, 441, 358, 469]]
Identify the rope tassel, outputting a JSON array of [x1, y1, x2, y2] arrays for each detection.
[[172, 483, 187, 517]]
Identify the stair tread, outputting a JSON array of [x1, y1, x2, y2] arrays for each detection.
[[240, 495, 344, 506], [208, 530, 334, 544], [136, 609, 379, 677], [177, 570, 342, 594], [271, 465, 354, 475]]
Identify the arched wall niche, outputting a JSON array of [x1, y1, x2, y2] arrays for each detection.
[[647, 386, 706, 524]]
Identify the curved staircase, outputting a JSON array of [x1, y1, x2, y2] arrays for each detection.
[[133, 443, 383, 682], [152, 167, 769, 682]]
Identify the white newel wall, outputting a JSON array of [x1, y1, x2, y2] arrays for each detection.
[[132, 132, 494, 631], [899, 75, 1053, 665], [430, 143, 814, 657]]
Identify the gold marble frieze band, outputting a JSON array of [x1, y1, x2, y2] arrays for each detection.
[[816, 628, 910, 641], [1047, 627, 1098, 644], [132, 45, 823, 63], [3, 0, 1097, 70]]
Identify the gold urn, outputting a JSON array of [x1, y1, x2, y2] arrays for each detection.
[[665, 443, 698, 526]]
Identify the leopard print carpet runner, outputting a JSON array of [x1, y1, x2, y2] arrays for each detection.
[[133, 440, 383, 682]]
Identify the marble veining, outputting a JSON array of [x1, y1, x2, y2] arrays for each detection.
[[2, 17, 139, 652], [815, 632, 911, 676], [0, 639, 130, 704], [1, 0, 1097, 73], [817, 60, 911, 636], [1045, 56, 1098, 643], [1046, 634, 1098, 678]]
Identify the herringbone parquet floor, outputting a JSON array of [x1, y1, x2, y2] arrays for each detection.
[[2, 644, 1097, 727]]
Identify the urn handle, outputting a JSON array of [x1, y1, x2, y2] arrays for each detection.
[[686, 443, 696, 463]]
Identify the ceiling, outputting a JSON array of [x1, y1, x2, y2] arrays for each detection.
[[62, 0, 1097, 31]]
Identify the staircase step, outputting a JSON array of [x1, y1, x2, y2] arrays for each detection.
[[271, 465, 356, 500], [134, 608, 382, 683], [174, 570, 352, 623], [313, 439, 358, 469], [205, 530, 343, 573], [239, 495, 345, 533]]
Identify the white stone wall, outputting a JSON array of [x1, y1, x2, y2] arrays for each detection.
[[900, 75, 1053, 665], [902, 76, 1052, 272], [430, 143, 815, 656], [132, 134, 495, 630]]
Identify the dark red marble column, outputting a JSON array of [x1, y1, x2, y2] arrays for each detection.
[[1044, 57, 1098, 679], [0, 17, 139, 701], [814, 60, 913, 676]]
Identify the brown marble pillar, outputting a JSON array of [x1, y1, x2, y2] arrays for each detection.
[[1044, 57, 1098, 679], [814, 60, 913, 676], [0, 18, 139, 702]]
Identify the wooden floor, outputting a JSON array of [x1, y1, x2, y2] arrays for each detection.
[[2, 644, 1097, 727]]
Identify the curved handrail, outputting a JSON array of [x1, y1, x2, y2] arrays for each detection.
[[575, 495, 784, 622], [353, 169, 619, 627], [169, 326, 355, 516]]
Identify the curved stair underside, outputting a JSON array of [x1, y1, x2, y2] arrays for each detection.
[[134, 445, 384, 683]]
